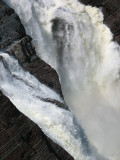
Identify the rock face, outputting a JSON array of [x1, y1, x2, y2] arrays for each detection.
[[0, 1, 73, 160], [1, 0, 120, 160], [0, 1, 25, 49], [79, 0, 120, 45]]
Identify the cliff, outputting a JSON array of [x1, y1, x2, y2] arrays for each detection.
[[0, 1, 73, 160], [0, 0, 120, 160]]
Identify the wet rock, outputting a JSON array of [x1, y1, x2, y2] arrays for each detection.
[[0, 92, 72, 160], [0, 1, 73, 160], [1, 0, 120, 159], [7, 35, 64, 98], [0, 1, 26, 49]]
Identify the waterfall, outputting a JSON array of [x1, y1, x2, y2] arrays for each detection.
[[2, 0, 120, 160], [0, 52, 93, 160]]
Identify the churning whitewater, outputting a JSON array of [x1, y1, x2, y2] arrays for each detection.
[[0, 52, 93, 160], [2, 0, 120, 160]]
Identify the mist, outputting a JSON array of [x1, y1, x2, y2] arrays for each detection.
[[2, 0, 120, 160]]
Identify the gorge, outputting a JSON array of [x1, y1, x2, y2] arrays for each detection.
[[1, 0, 120, 160]]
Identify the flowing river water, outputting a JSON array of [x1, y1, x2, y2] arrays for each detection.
[[1, 0, 120, 160]]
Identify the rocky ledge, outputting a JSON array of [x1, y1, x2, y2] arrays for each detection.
[[0, 0, 120, 160], [0, 1, 73, 160]]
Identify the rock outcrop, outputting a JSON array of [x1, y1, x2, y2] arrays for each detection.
[[0, 1, 73, 160], [1, 0, 120, 160], [0, 1, 25, 49]]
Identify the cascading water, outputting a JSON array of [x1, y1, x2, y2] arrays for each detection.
[[0, 53, 93, 160], [2, 0, 120, 160]]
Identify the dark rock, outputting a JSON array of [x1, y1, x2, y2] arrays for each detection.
[[0, 1, 26, 49], [7, 35, 64, 98], [1, 0, 120, 159], [7, 36, 36, 64], [0, 92, 71, 160], [0, 1, 73, 160]]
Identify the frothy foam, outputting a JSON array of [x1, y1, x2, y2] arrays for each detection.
[[2, 0, 120, 159], [0, 52, 93, 160]]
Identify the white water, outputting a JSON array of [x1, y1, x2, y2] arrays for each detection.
[[0, 53, 93, 160], [2, 0, 120, 160]]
